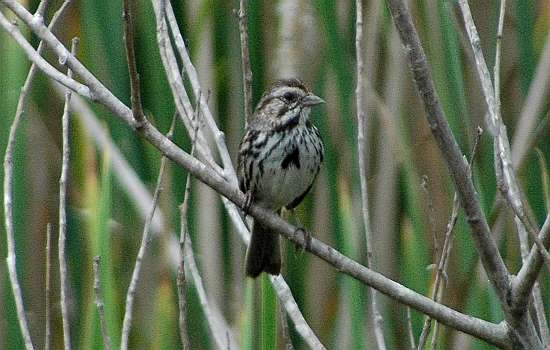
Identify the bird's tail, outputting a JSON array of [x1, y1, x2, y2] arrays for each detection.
[[245, 220, 281, 278]]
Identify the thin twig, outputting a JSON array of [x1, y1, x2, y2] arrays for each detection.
[[278, 302, 294, 350], [1, 0, 134, 125], [237, 0, 253, 126], [406, 307, 416, 350], [164, 1, 239, 186], [122, 0, 146, 126], [513, 214, 550, 309], [355, 0, 386, 348], [418, 127, 482, 349], [58, 36, 78, 350], [177, 107, 198, 350], [152, 0, 225, 177], [2, 2, 71, 348], [120, 152, 168, 350], [45, 223, 52, 350], [93, 256, 113, 350], [515, 217, 550, 347]]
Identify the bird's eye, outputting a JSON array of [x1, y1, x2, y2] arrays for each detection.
[[283, 91, 297, 102]]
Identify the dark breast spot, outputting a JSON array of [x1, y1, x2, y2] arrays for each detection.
[[281, 147, 300, 170]]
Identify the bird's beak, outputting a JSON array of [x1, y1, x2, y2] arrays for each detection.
[[301, 94, 326, 107]]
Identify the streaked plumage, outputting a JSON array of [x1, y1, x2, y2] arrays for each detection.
[[237, 78, 325, 277]]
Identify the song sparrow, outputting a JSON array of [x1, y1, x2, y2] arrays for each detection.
[[237, 78, 325, 277]]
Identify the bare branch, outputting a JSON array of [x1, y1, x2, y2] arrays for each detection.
[[1, 0, 135, 125], [0, 12, 90, 99], [93, 256, 113, 350], [418, 127, 482, 349], [516, 217, 550, 347], [269, 275, 327, 349], [164, 1, 238, 186], [177, 111, 196, 350], [355, 0, 386, 348], [384, 0, 510, 309], [512, 214, 550, 312], [406, 307, 416, 350], [122, 0, 146, 126], [58, 36, 78, 350], [237, 0, 253, 125], [120, 147, 167, 350], [151, 0, 225, 177], [2, 1, 71, 348], [45, 223, 52, 350], [278, 303, 295, 350]]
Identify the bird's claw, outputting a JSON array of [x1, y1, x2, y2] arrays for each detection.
[[294, 227, 312, 254], [243, 191, 253, 214]]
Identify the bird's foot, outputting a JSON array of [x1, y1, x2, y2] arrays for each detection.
[[242, 190, 253, 214], [293, 227, 312, 254]]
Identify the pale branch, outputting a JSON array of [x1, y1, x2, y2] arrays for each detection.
[[237, 0, 253, 125], [0, 12, 90, 99], [120, 151, 167, 350], [152, 0, 225, 177], [44, 223, 52, 350], [164, 1, 238, 186], [406, 307, 416, 350], [1, 1, 512, 347], [178, 112, 195, 350], [93, 257, 114, 350], [355, 0, 386, 348], [2, 0, 71, 348], [512, 214, 550, 312], [278, 303, 295, 350], [516, 217, 550, 347], [2, 0, 135, 126], [269, 275, 327, 350], [58, 36, 78, 350], [160, 3, 325, 346], [384, 0, 510, 309]]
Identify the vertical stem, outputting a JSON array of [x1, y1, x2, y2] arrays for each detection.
[[58, 37, 79, 350], [122, 0, 146, 125], [44, 223, 52, 350], [93, 257, 113, 350], [178, 113, 196, 350], [120, 157, 166, 350], [355, 0, 386, 348]]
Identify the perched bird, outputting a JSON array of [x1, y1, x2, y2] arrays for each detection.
[[237, 78, 325, 277]]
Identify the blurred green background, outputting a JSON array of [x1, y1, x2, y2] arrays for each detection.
[[1, 0, 550, 349]]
